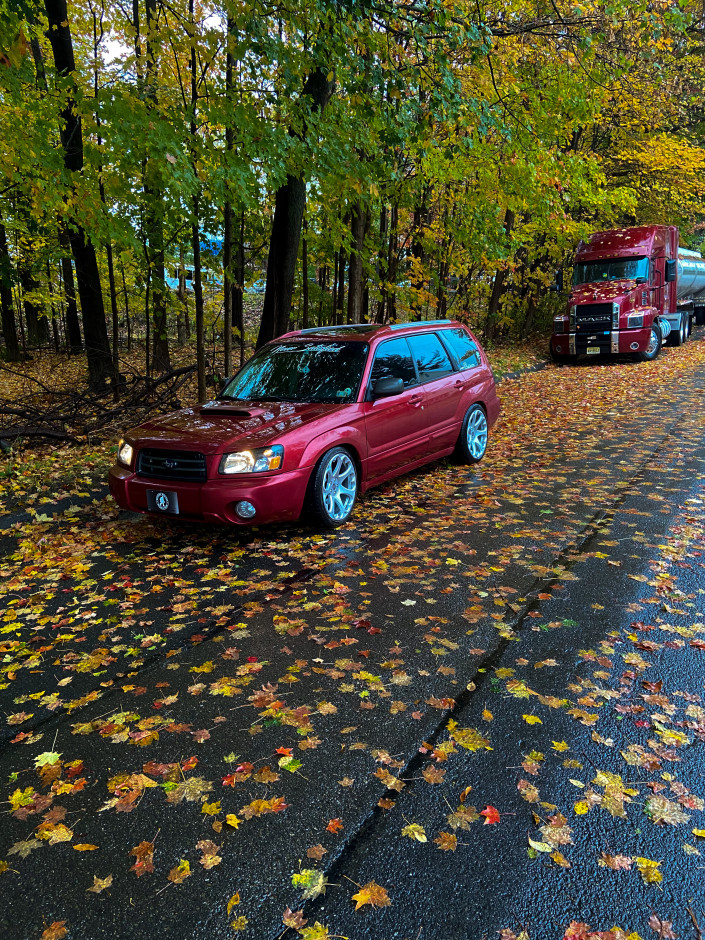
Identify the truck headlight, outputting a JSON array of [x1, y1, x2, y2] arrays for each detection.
[[220, 445, 284, 474], [569, 305, 576, 330], [553, 317, 567, 334], [612, 302, 620, 329], [117, 439, 134, 468], [627, 313, 644, 329]]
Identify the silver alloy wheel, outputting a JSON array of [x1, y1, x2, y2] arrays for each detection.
[[646, 328, 660, 356], [321, 451, 357, 521], [466, 407, 488, 460]]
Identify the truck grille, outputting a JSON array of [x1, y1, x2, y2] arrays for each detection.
[[575, 303, 613, 331], [137, 448, 207, 482]]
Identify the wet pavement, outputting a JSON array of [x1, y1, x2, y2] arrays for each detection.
[[2, 340, 705, 940]]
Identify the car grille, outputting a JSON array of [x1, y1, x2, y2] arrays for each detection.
[[575, 303, 613, 332], [137, 448, 207, 482]]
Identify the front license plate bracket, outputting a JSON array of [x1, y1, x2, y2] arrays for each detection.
[[146, 489, 180, 514]]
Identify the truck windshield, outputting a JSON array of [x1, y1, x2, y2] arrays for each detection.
[[573, 256, 649, 285], [221, 341, 368, 404]]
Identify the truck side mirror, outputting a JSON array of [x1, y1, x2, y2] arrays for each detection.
[[665, 259, 677, 283]]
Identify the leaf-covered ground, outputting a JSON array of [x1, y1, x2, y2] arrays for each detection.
[[2, 338, 705, 940]]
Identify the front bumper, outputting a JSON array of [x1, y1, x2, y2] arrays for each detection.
[[108, 463, 311, 525], [550, 327, 653, 357]]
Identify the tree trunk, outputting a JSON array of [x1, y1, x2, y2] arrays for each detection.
[[337, 246, 346, 325], [302, 218, 309, 330], [386, 204, 398, 324], [120, 259, 131, 353], [347, 202, 368, 324], [0, 216, 20, 361], [43, 0, 112, 389], [59, 227, 82, 352], [376, 205, 387, 323], [256, 68, 333, 348], [189, 0, 206, 400], [19, 257, 44, 346], [332, 251, 338, 319], [222, 14, 234, 377], [234, 213, 245, 367], [143, 0, 170, 374], [317, 265, 327, 326], [409, 196, 427, 317], [485, 209, 515, 340]]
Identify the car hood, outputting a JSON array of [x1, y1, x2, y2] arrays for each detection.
[[570, 280, 638, 305], [128, 400, 344, 454]]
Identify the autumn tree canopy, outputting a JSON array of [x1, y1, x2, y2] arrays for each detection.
[[0, 0, 703, 390]]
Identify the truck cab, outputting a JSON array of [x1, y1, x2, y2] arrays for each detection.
[[550, 225, 691, 362]]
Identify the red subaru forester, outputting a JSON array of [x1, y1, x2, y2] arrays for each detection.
[[109, 320, 500, 528]]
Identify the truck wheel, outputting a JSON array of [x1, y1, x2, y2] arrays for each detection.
[[637, 326, 662, 361], [670, 315, 687, 347]]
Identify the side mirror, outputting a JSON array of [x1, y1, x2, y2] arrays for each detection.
[[665, 259, 677, 283], [372, 376, 404, 398], [549, 269, 564, 293]]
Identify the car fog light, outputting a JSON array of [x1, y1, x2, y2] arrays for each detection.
[[630, 342, 639, 350], [235, 500, 256, 519], [554, 344, 562, 353]]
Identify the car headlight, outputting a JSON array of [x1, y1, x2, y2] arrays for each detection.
[[627, 313, 644, 329], [220, 445, 284, 474], [117, 439, 134, 468]]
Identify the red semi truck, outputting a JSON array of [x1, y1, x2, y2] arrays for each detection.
[[550, 225, 705, 362]]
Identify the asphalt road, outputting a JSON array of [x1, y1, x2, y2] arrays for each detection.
[[2, 339, 705, 940]]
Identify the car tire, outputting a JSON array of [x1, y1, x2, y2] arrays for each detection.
[[637, 325, 662, 361], [457, 404, 488, 464], [309, 447, 358, 528]]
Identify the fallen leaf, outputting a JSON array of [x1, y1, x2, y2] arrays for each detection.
[[86, 874, 113, 893], [351, 880, 391, 910]]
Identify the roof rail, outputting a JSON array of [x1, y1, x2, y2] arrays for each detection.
[[388, 319, 452, 330], [297, 323, 375, 334]]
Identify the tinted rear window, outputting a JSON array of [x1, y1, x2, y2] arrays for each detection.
[[443, 328, 481, 370], [407, 332, 454, 382]]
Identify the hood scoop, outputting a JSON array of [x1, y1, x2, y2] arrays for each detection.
[[199, 402, 259, 417]]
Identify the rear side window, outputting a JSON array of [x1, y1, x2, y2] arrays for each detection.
[[369, 338, 417, 389], [443, 328, 481, 370], [407, 332, 454, 382]]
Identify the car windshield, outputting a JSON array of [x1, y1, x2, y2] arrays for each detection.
[[573, 256, 649, 285], [221, 340, 368, 404]]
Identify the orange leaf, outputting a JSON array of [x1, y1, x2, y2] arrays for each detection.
[[351, 880, 391, 910]]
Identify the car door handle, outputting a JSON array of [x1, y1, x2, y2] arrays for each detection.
[[409, 394, 423, 406]]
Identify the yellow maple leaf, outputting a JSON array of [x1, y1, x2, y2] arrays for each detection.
[[201, 800, 221, 816], [401, 823, 427, 843], [552, 740, 569, 752], [523, 715, 542, 725]]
